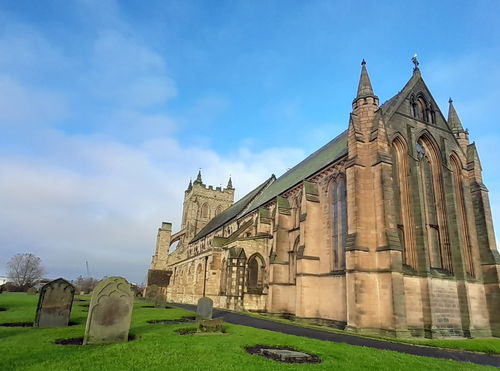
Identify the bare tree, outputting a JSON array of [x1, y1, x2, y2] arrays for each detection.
[[73, 275, 99, 293], [7, 253, 45, 288]]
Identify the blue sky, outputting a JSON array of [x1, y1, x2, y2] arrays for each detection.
[[1, 0, 499, 283]]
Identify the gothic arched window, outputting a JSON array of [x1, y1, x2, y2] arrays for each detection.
[[201, 203, 209, 219], [392, 136, 417, 269], [450, 154, 475, 277], [215, 205, 223, 216], [331, 175, 347, 270], [417, 97, 427, 122], [247, 253, 265, 293], [417, 135, 452, 272]]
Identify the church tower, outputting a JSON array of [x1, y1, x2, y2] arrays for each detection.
[[181, 171, 235, 242]]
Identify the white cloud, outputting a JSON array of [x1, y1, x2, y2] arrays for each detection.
[[0, 75, 68, 127], [88, 30, 176, 109], [0, 131, 304, 283], [0, 19, 70, 78]]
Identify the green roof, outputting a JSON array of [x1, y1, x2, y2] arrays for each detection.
[[242, 130, 348, 216], [190, 176, 274, 243], [189, 130, 348, 243]]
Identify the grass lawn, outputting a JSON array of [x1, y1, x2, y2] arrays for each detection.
[[0, 292, 497, 370], [248, 312, 500, 355]]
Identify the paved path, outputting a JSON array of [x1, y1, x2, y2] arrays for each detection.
[[174, 303, 500, 367]]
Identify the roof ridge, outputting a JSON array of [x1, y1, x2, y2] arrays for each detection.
[[189, 175, 275, 243]]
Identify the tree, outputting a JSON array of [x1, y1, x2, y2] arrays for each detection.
[[73, 275, 99, 294], [7, 253, 45, 288]]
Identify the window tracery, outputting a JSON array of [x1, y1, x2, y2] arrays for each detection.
[[417, 136, 452, 272], [392, 136, 417, 269], [410, 94, 437, 125]]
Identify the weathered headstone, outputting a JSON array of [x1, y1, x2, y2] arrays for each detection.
[[83, 276, 133, 345], [34, 278, 75, 327], [196, 297, 213, 320]]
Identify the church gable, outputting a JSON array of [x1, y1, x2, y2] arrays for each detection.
[[381, 73, 450, 133]]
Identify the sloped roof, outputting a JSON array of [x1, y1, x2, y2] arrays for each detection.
[[242, 130, 348, 216], [190, 130, 348, 244], [190, 176, 275, 243]]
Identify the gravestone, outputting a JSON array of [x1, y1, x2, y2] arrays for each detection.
[[34, 278, 75, 327], [83, 276, 133, 345], [196, 297, 213, 320]]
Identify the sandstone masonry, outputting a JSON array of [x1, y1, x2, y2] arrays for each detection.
[[148, 59, 500, 339]]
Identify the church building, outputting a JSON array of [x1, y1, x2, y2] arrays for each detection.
[[148, 59, 500, 338]]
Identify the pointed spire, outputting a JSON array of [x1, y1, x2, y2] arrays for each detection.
[[193, 169, 203, 185], [448, 98, 464, 132], [352, 59, 379, 111], [356, 59, 375, 99], [226, 175, 234, 190], [187, 179, 192, 191]]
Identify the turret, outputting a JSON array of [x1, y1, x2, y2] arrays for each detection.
[[352, 59, 379, 111], [448, 98, 469, 152], [350, 60, 379, 142], [151, 222, 172, 269], [226, 176, 234, 190], [193, 170, 203, 185]]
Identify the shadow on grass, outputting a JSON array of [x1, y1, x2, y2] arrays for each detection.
[[54, 334, 140, 345], [0, 321, 80, 327]]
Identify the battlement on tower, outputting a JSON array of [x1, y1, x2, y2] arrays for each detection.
[[180, 170, 235, 242]]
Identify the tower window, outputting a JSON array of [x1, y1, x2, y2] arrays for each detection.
[[215, 205, 223, 216], [201, 203, 209, 219]]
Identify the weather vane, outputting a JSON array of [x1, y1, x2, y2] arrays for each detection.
[[411, 54, 419, 71]]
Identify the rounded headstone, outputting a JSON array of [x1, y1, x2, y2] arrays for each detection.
[[83, 276, 133, 345], [34, 278, 75, 328]]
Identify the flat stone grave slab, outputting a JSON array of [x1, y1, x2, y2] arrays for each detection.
[[245, 345, 321, 364], [35, 278, 75, 327], [261, 349, 313, 362]]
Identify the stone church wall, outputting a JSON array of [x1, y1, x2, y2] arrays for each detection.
[[429, 278, 463, 337], [404, 276, 425, 333], [150, 61, 500, 339], [466, 282, 491, 334]]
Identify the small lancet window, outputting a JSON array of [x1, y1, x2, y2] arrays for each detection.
[[201, 203, 209, 218], [417, 97, 427, 122]]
